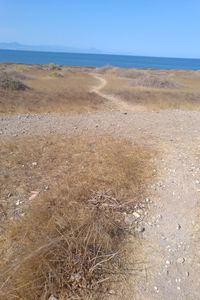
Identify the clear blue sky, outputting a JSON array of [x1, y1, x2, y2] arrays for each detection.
[[1, 0, 200, 58]]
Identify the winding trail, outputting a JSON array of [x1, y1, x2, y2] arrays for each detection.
[[89, 75, 200, 299], [90, 73, 134, 111]]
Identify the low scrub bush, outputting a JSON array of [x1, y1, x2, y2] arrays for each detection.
[[0, 72, 29, 91], [0, 136, 156, 299]]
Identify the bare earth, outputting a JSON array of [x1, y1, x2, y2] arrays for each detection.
[[1, 70, 200, 299]]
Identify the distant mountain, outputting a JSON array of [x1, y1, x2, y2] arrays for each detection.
[[0, 42, 103, 54]]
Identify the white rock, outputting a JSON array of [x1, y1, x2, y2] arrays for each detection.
[[32, 162, 37, 166], [154, 286, 159, 293], [49, 296, 58, 300], [16, 200, 21, 206], [177, 257, 185, 264], [132, 212, 140, 219]]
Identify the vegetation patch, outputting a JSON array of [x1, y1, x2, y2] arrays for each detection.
[[0, 72, 29, 91], [129, 74, 180, 89], [0, 135, 156, 299]]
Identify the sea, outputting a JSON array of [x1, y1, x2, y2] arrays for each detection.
[[0, 49, 200, 70]]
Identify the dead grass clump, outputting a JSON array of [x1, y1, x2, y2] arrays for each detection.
[[129, 74, 180, 89], [93, 65, 115, 74], [0, 72, 29, 91], [6, 70, 35, 81], [49, 71, 64, 78], [0, 136, 156, 299], [1, 196, 120, 300], [116, 69, 145, 79], [48, 63, 62, 71]]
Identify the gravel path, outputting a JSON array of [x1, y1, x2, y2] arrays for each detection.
[[1, 75, 200, 299]]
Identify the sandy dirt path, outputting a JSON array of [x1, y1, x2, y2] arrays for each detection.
[[90, 73, 134, 111], [91, 75, 200, 299], [1, 75, 200, 299]]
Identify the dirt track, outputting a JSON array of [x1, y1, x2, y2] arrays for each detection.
[[1, 75, 200, 299]]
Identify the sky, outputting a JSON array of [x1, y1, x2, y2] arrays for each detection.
[[0, 0, 200, 58]]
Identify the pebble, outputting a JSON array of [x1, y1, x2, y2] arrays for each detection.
[[132, 212, 140, 219], [16, 200, 21, 206], [32, 162, 37, 166], [135, 226, 145, 233], [177, 224, 181, 230], [49, 296, 58, 300], [177, 257, 185, 264], [166, 260, 171, 265], [154, 286, 159, 293]]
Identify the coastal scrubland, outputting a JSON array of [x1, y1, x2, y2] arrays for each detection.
[[1, 63, 200, 299], [1, 64, 200, 114]]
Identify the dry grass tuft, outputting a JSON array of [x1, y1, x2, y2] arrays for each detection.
[[102, 73, 200, 111], [129, 74, 180, 89], [93, 66, 116, 75], [115, 69, 145, 79], [0, 135, 156, 299], [0, 72, 29, 91]]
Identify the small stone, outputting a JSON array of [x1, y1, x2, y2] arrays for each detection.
[[132, 212, 140, 219], [154, 286, 159, 293], [32, 162, 37, 166], [177, 224, 181, 230], [166, 260, 171, 265], [7, 192, 13, 198], [186, 271, 190, 277], [16, 200, 21, 206], [44, 185, 49, 191], [195, 180, 200, 184], [95, 124, 99, 128], [29, 191, 39, 201], [123, 112, 127, 115], [135, 226, 145, 233], [177, 257, 185, 264], [49, 296, 58, 300]]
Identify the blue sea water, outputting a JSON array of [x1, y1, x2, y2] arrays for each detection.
[[0, 49, 200, 70]]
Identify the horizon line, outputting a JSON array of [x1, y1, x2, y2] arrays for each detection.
[[0, 46, 200, 61]]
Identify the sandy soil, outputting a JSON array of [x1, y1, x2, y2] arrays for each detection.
[[1, 73, 200, 299]]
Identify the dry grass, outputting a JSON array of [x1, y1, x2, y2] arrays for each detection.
[[102, 72, 200, 111], [0, 135, 156, 299], [2, 63, 200, 114], [0, 72, 29, 91], [129, 74, 180, 89], [0, 65, 105, 114]]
